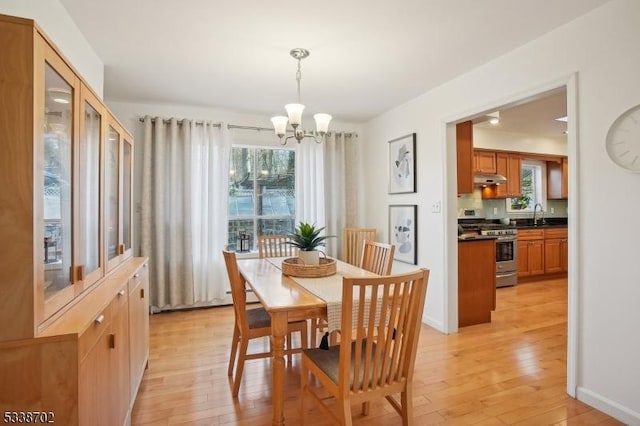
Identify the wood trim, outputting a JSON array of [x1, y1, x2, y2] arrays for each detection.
[[0, 19, 36, 340]]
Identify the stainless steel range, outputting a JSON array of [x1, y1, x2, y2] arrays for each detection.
[[480, 226, 518, 287], [458, 209, 518, 287]]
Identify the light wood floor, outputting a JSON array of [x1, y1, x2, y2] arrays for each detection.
[[131, 279, 622, 425]]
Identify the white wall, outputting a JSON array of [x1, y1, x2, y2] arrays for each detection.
[[473, 127, 567, 155], [107, 100, 365, 255], [0, 0, 104, 97], [362, 0, 640, 423]]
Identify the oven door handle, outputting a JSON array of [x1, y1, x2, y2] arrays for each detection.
[[496, 271, 517, 278]]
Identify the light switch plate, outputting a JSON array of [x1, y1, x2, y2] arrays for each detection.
[[431, 201, 441, 213]]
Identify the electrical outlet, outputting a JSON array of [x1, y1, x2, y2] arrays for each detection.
[[493, 207, 498, 215], [551, 207, 555, 214], [431, 201, 441, 213]]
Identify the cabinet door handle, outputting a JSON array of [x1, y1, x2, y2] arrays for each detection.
[[140, 288, 145, 299], [95, 314, 105, 325], [118, 289, 125, 297], [109, 334, 115, 349]]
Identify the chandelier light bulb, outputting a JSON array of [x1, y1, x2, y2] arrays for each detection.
[[285, 103, 305, 127], [313, 113, 332, 135], [270, 116, 288, 138]]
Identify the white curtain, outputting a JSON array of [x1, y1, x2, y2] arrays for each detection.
[[295, 139, 326, 233], [323, 133, 347, 258], [141, 116, 230, 311]]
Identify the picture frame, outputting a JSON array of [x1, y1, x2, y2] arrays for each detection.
[[389, 205, 417, 264], [388, 133, 416, 194]]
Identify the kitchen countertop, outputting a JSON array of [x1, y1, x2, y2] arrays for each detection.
[[515, 224, 567, 229], [458, 235, 498, 242]]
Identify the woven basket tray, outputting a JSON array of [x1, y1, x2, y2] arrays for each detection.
[[281, 257, 337, 278]]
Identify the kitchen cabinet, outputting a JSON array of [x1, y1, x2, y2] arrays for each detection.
[[517, 229, 545, 278], [544, 228, 568, 274], [474, 150, 497, 173], [482, 152, 522, 199], [456, 121, 474, 194], [105, 115, 134, 272], [128, 262, 150, 403], [547, 157, 569, 200], [458, 239, 496, 327], [0, 14, 147, 425]]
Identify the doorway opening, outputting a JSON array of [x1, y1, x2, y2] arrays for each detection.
[[446, 75, 578, 397]]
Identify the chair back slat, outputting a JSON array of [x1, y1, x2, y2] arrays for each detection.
[[222, 249, 249, 333], [360, 240, 395, 275], [258, 235, 298, 258], [339, 269, 429, 395], [342, 228, 376, 266]]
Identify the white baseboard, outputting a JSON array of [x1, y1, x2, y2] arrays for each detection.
[[422, 314, 444, 333], [577, 386, 640, 425]]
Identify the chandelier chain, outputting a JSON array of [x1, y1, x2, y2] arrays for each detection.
[[295, 58, 302, 104]]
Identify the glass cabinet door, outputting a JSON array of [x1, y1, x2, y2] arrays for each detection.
[[122, 138, 132, 254], [106, 125, 121, 267], [42, 62, 74, 303], [78, 87, 103, 287]]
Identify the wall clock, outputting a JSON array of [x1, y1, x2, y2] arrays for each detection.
[[606, 104, 640, 172]]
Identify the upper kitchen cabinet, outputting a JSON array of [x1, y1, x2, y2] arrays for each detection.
[[0, 14, 132, 339], [473, 150, 497, 174], [481, 152, 521, 199], [456, 121, 474, 194], [547, 157, 568, 199], [105, 114, 134, 272]]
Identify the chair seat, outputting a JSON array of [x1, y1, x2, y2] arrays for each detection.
[[303, 340, 379, 388], [246, 307, 272, 329]]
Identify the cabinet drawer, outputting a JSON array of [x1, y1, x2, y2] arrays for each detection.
[[113, 282, 129, 312], [545, 228, 567, 239], [129, 263, 148, 294], [518, 229, 545, 240], [79, 304, 112, 362]]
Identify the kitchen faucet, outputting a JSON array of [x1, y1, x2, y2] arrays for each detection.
[[532, 203, 543, 226]]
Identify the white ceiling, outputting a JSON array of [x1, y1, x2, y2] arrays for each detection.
[[59, 0, 609, 123], [475, 87, 568, 138]]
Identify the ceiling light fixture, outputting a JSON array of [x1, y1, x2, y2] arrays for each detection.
[[555, 116, 568, 122], [271, 48, 331, 145], [489, 117, 499, 125]]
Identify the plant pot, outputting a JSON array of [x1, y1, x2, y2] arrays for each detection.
[[298, 250, 320, 266]]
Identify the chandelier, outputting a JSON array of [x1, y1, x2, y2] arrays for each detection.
[[271, 48, 332, 144]]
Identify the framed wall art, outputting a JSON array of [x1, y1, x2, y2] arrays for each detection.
[[388, 133, 416, 194], [389, 204, 417, 264]]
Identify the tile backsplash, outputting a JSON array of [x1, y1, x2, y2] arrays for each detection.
[[458, 189, 568, 219]]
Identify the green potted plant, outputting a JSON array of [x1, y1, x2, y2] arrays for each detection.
[[287, 222, 334, 265]]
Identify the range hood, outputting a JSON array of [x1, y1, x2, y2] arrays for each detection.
[[474, 173, 507, 186]]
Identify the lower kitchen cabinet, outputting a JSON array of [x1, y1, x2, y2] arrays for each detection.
[[518, 229, 545, 278], [544, 228, 568, 274], [518, 227, 568, 280], [458, 239, 496, 327], [0, 257, 148, 426], [129, 262, 150, 402]]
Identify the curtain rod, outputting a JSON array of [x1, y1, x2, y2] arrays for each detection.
[[138, 117, 222, 127], [138, 116, 357, 137]]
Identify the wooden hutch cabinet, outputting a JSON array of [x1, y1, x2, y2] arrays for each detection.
[[0, 14, 148, 425]]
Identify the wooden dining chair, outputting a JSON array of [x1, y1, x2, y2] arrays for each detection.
[[310, 240, 395, 348], [360, 240, 395, 276], [222, 249, 308, 397], [342, 227, 376, 266], [300, 268, 430, 425], [257, 234, 298, 258]]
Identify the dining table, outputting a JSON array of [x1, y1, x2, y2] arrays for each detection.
[[236, 256, 377, 426]]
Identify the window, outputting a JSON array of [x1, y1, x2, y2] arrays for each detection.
[[507, 160, 544, 212], [227, 146, 296, 251]]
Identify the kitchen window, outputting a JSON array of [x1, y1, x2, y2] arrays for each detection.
[[227, 146, 296, 251], [507, 160, 545, 212]]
